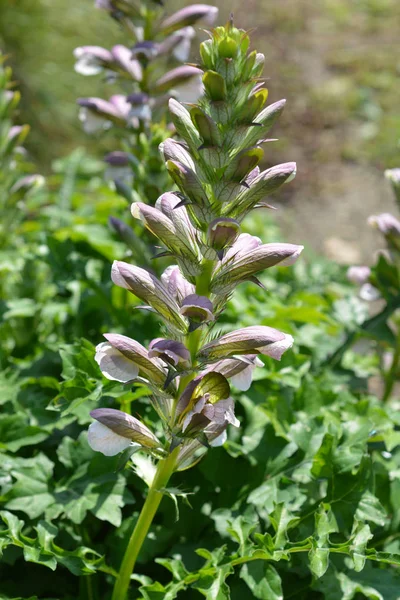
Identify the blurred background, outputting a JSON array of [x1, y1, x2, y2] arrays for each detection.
[[1, 0, 399, 262]]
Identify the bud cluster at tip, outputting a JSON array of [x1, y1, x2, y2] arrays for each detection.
[[88, 21, 303, 472]]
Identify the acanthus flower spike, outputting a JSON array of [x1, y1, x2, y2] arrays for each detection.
[[87, 20, 304, 599]]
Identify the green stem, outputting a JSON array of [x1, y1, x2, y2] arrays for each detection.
[[111, 447, 179, 600], [382, 334, 400, 403], [196, 259, 214, 296]]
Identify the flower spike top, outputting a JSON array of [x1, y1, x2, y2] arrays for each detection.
[[347, 167, 400, 304], [88, 19, 303, 472]]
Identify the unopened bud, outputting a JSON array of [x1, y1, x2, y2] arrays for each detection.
[[161, 4, 218, 35], [208, 218, 240, 253], [180, 294, 214, 323], [202, 70, 227, 101]]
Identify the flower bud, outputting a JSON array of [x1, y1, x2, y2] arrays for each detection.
[[180, 294, 214, 323], [166, 160, 207, 206], [237, 99, 286, 152], [131, 199, 201, 273], [347, 266, 371, 285], [127, 93, 151, 121], [10, 174, 45, 196], [211, 238, 303, 293], [88, 408, 161, 456], [73, 46, 113, 76], [148, 338, 191, 368], [224, 162, 297, 217], [160, 139, 196, 169], [218, 37, 238, 59], [237, 88, 268, 123], [161, 4, 218, 35], [111, 261, 187, 332], [190, 106, 222, 147], [242, 50, 257, 81], [199, 326, 294, 361], [224, 146, 264, 182], [168, 99, 202, 149], [202, 70, 227, 101], [207, 218, 240, 254], [161, 265, 195, 303], [153, 66, 203, 95]]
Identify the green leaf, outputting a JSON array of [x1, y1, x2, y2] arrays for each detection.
[[0, 511, 104, 575], [0, 414, 48, 452], [240, 562, 282, 599], [4, 453, 55, 519], [269, 504, 299, 549]]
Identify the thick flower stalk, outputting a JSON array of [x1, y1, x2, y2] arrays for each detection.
[[75, 0, 218, 209], [88, 21, 303, 600]]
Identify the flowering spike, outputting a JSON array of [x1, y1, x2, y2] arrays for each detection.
[[90, 20, 301, 482]]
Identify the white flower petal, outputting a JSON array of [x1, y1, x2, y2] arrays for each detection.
[[174, 75, 204, 103], [74, 55, 103, 76], [88, 421, 131, 456], [210, 430, 227, 447], [95, 342, 139, 382], [261, 333, 294, 360], [359, 283, 381, 302], [230, 365, 254, 391], [79, 107, 112, 134]]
